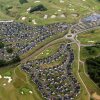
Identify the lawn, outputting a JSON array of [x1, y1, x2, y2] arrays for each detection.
[[0, 0, 100, 25], [71, 43, 89, 100], [80, 46, 100, 61], [78, 29, 100, 45], [0, 66, 44, 100], [21, 35, 69, 64], [79, 41, 100, 97], [79, 62, 100, 95], [36, 43, 61, 59], [36, 39, 68, 59], [24, 38, 69, 68], [0, 0, 100, 99]]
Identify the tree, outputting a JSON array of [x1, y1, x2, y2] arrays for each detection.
[[0, 42, 4, 48], [19, 0, 28, 4], [11, 55, 21, 63], [29, 4, 47, 13], [6, 48, 13, 53], [85, 46, 96, 55], [0, 60, 7, 67], [86, 56, 100, 87], [90, 30, 95, 33]]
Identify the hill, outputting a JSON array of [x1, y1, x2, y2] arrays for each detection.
[[0, 0, 100, 25]]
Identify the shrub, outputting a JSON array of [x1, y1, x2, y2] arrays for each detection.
[[6, 48, 13, 53], [0, 42, 4, 48], [29, 4, 47, 13], [11, 55, 21, 63], [19, 0, 28, 4], [0, 60, 7, 67], [86, 56, 100, 87]]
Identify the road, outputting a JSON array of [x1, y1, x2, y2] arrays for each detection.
[[1, 20, 100, 99], [0, 20, 14, 22], [20, 20, 100, 99], [21, 37, 65, 63], [64, 23, 98, 100]]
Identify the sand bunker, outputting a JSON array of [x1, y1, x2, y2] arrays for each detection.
[[92, 92, 100, 100]]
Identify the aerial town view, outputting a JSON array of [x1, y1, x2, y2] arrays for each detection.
[[0, 0, 100, 100]]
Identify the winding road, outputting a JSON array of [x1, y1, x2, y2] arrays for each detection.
[[64, 20, 100, 100]]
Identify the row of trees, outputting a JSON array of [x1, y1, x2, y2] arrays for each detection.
[[85, 42, 100, 55], [0, 55, 21, 67], [86, 56, 100, 87], [0, 42, 13, 53]]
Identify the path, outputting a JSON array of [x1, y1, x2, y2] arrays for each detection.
[[0, 20, 14, 22], [21, 37, 65, 63], [64, 24, 92, 100]]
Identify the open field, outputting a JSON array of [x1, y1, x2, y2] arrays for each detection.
[[71, 43, 89, 100], [72, 44, 89, 100], [0, 0, 100, 25], [0, 66, 44, 100], [79, 42, 100, 99], [20, 32, 67, 60], [24, 38, 69, 68], [36, 39, 68, 59], [36, 44, 61, 59], [79, 62, 100, 95], [78, 29, 100, 45], [21, 37, 69, 63], [80, 46, 100, 60], [0, 0, 100, 100]]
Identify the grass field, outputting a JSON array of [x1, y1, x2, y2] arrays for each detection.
[[71, 43, 89, 100], [0, 38, 68, 100], [0, 66, 44, 100], [0, 0, 100, 99], [20, 32, 67, 60], [0, 0, 100, 25], [36, 40, 68, 59], [78, 29, 100, 45], [79, 43, 100, 98], [36, 43, 62, 59], [79, 62, 100, 95], [35, 40, 69, 68], [80, 46, 100, 61]]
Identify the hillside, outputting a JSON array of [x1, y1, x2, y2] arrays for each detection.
[[0, 0, 100, 25]]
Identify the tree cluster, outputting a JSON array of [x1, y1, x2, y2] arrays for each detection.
[[19, 0, 28, 4], [0, 42, 4, 49], [85, 43, 100, 55], [6, 47, 13, 53], [85, 46, 97, 55], [0, 55, 21, 67], [86, 56, 100, 87], [29, 4, 47, 13]]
